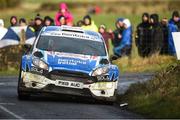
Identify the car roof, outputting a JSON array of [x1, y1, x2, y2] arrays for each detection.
[[41, 26, 103, 42]]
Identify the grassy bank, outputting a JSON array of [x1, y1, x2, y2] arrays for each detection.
[[113, 55, 176, 73], [119, 61, 180, 118]]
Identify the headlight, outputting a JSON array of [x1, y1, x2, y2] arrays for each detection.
[[92, 66, 109, 76], [32, 58, 48, 70]]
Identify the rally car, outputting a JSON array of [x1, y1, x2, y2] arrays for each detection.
[[17, 26, 120, 102]]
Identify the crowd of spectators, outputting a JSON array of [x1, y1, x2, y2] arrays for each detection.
[[0, 2, 179, 59]]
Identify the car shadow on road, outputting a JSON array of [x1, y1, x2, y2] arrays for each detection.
[[19, 93, 113, 105]]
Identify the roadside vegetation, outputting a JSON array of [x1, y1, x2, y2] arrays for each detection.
[[118, 61, 180, 118]]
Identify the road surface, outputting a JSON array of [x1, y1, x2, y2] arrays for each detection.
[[0, 73, 153, 119]]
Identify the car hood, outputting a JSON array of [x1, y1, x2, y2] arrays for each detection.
[[42, 51, 102, 74]]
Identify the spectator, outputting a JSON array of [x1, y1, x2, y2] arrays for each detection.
[[167, 20, 178, 55], [19, 18, 27, 26], [160, 18, 169, 55], [169, 11, 180, 31], [32, 14, 44, 37], [113, 19, 132, 57], [0, 19, 8, 40], [81, 15, 98, 32], [112, 18, 124, 49], [44, 16, 54, 26], [10, 16, 18, 27], [136, 13, 151, 57], [54, 3, 73, 26], [76, 20, 84, 27], [149, 14, 164, 56], [98, 24, 113, 52], [58, 15, 67, 26]]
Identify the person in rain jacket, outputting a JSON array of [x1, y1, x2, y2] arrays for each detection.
[[136, 13, 151, 57], [112, 18, 124, 49], [81, 15, 98, 32], [168, 22, 178, 55], [54, 3, 73, 26], [149, 14, 164, 56], [113, 19, 132, 57], [0, 19, 8, 40], [169, 11, 180, 31]]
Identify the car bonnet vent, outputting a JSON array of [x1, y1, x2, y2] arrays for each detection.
[[62, 29, 84, 33], [61, 25, 84, 33]]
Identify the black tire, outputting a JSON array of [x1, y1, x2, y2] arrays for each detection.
[[17, 61, 30, 100], [18, 92, 30, 100]]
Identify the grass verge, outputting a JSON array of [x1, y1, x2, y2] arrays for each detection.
[[113, 54, 176, 73], [0, 68, 19, 76], [118, 61, 180, 118]]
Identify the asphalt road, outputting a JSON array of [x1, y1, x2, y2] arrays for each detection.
[[0, 73, 153, 119]]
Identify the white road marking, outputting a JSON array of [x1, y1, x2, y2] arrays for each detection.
[[0, 83, 5, 86], [0, 105, 24, 120], [0, 103, 15, 105]]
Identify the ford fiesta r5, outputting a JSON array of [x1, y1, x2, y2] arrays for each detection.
[[17, 26, 120, 102]]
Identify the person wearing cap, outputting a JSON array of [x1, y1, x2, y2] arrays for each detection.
[[54, 3, 73, 26], [32, 14, 44, 37], [81, 15, 98, 32], [0, 19, 8, 40], [169, 11, 180, 31], [10, 16, 18, 27], [98, 24, 113, 52], [112, 18, 124, 50], [113, 19, 132, 57], [44, 16, 54, 26], [136, 13, 151, 57]]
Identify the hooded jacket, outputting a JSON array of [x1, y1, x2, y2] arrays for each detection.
[[112, 18, 124, 47], [169, 11, 180, 31], [149, 14, 164, 56], [55, 3, 73, 26], [113, 19, 132, 57], [168, 23, 178, 55], [136, 13, 151, 57]]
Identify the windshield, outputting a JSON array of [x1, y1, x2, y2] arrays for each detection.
[[36, 35, 106, 56]]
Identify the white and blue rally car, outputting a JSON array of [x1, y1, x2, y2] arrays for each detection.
[[17, 26, 120, 102]]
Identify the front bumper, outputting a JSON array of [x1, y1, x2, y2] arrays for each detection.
[[20, 71, 118, 99]]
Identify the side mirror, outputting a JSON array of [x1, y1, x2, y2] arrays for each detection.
[[23, 44, 32, 53], [33, 51, 44, 58], [99, 58, 109, 64]]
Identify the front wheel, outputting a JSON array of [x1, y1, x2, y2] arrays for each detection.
[[17, 63, 30, 100], [18, 92, 30, 100]]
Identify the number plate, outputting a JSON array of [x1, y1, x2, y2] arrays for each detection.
[[55, 80, 83, 89]]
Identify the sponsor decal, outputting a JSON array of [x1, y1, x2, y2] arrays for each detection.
[[58, 58, 87, 65]]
